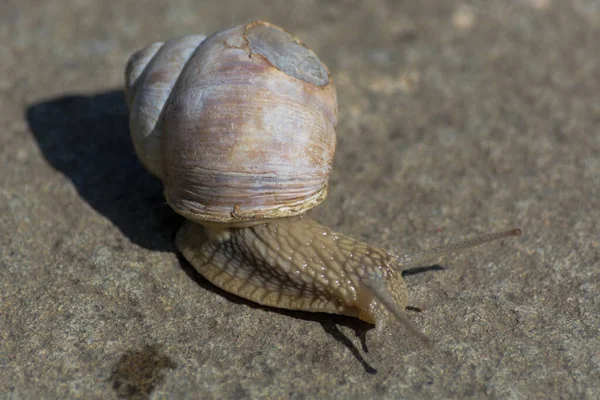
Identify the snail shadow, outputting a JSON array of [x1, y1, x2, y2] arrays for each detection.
[[26, 90, 182, 251], [402, 264, 445, 277]]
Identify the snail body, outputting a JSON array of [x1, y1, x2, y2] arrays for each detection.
[[176, 216, 409, 325], [125, 21, 521, 344]]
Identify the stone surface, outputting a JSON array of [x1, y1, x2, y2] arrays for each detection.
[[1, 0, 599, 398]]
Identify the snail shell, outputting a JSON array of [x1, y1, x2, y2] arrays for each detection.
[[125, 21, 337, 226]]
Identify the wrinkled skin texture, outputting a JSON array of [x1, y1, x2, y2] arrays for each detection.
[[176, 216, 409, 325]]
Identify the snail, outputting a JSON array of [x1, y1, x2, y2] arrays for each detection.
[[124, 21, 521, 345]]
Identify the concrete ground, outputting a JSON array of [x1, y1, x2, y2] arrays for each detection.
[[1, 0, 598, 398]]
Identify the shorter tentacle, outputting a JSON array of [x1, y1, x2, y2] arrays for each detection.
[[360, 271, 431, 346]]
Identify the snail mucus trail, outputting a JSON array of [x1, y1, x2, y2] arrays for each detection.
[[124, 21, 522, 346]]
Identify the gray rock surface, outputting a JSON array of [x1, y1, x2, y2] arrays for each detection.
[[1, 0, 598, 398]]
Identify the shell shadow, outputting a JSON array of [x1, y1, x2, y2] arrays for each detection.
[[26, 90, 182, 251]]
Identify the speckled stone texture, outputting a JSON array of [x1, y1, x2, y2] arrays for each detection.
[[1, 0, 598, 398]]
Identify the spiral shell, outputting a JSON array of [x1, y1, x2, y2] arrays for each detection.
[[125, 21, 338, 226]]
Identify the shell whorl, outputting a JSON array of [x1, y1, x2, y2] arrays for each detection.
[[125, 35, 207, 179], [125, 21, 337, 227]]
